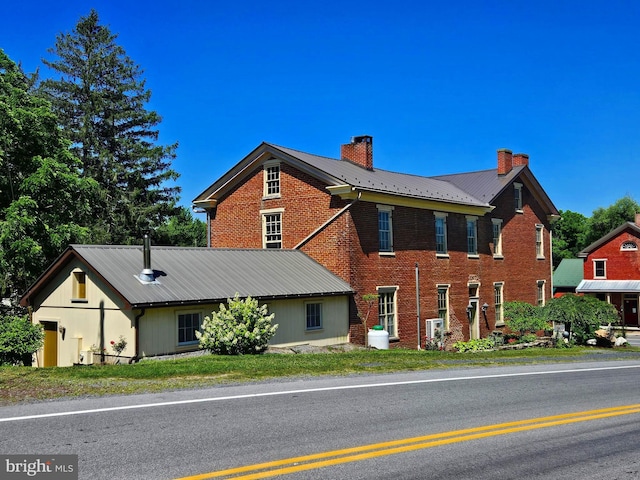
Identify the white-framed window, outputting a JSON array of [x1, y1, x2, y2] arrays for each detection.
[[536, 224, 544, 258], [621, 241, 637, 251], [466, 216, 478, 256], [263, 161, 281, 198], [494, 282, 504, 326], [178, 311, 202, 345], [434, 212, 448, 255], [261, 208, 284, 249], [305, 302, 322, 330], [593, 259, 607, 278], [437, 284, 449, 328], [514, 182, 523, 212], [537, 280, 546, 307], [72, 270, 87, 301], [492, 219, 503, 257], [377, 286, 398, 337], [377, 205, 394, 253]]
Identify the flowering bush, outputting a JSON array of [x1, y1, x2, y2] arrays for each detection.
[[110, 335, 127, 356], [196, 294, 278, 355]]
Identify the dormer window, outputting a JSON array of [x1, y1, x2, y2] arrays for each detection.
[[263, 161, 280, 198], [621, 241, 638, 251]]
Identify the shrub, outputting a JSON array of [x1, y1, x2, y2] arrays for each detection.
[[197, 294, 278, 355], [0, 315, 44, 365], [503, 301, 549, 337], [544, 294, 619, 345], [453, 338, 495, 352]]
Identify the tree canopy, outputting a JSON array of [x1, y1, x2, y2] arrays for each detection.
[[38, 9, 180, 244], [0, 49, 97, 301]]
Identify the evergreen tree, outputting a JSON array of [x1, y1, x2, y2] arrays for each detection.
[[154, 206, 207, 247], [0, 49, 97, 302], [38, 10, 180, 244]]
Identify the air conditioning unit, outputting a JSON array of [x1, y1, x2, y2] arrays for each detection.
[[78, 350, 94, 365], [425, 318, 444, 349]]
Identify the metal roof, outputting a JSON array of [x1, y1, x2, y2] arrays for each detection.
[[27, 246, 353, 308], [269, 144, 491, 207], [553, 259, 584, 288], [576, 279, 640, 293]]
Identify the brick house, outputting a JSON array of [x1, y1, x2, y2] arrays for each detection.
[[576, 214, 640, 327], [194, 136, 559, 348]]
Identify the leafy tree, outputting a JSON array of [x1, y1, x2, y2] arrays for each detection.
[[154, 206, 207, 247], [0, 315, 44, 365], [552, 210, 588, 267], [543, 294, 619, 345], [38, 10, 180, 244], [0, 49, 97, 301], [503, 301, 549, 337], [582, 195, 640, 248], [197, 294, 278, 355]]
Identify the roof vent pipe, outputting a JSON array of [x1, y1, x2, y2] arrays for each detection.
[[139, 235, 155, 283]]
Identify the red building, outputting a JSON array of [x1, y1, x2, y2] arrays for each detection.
[[576, 214, 640, 327], [194, 136, 559, 348]]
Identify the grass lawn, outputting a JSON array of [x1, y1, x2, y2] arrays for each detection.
[[1, 347, 637, 406]]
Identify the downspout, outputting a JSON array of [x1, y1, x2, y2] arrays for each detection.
[[130, 308, 145, 363], [415, 263, 421, 350], [294, 192, 361, 250]]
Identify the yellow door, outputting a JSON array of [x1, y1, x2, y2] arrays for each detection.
[[42, 322, 58, 367]]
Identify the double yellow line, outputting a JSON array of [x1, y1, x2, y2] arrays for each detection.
[[176, 404, 640, 480]]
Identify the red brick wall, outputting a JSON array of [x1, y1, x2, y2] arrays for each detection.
[[209, 161, 554, 349], [582, 228, 640, 280]]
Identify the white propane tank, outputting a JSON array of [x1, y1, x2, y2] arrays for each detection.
[[368, 325, 389, 349]]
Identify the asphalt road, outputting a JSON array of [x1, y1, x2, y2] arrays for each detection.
[[2, 360, 640, 480]]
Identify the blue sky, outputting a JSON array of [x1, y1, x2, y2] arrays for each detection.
[[3, 0, 639, 217]]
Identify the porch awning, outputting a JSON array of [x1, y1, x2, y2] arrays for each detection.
[[575, 279, 640, 293]]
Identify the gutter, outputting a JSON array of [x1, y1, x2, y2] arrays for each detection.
[[294, 192, 361, 250]]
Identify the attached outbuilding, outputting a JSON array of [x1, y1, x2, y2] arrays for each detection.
[[20, 242, 353, 367]]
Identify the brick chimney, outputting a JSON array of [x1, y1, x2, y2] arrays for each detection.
[[497, 148, 513, 175], [341, 135, 373, 170], [513, 152, 529, 167], [635, 213, 640, 226]]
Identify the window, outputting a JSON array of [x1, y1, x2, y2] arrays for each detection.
[[261, 208, 283, 249], [263, 162, 280, 198], [377, 287, 397, 337], [466, 216, 478, 256], [377, 205, 394, 253], [437, 285, 449, 327], [72, 271, 87, 301], [536, 224, 544, 258], [178, 312, 201, 345], [594, 259, 606, 278], [514, 182, 523, 211], [494, 283, 504, 326], [306, 302, 322, 330], [492, 219, 503, 257], [621, 241, 638, 251], [537, 280, 546, 307], [435, 213, 448, 255]]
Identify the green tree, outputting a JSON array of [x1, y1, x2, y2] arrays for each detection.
[[0, 315, 44, 365], [0, 49, 96, 301], [197, 294, 278, 355], [582, 195, 640, 248], [154, 206, 207, 247], [552, 210, 588, 267], [38, 10, 180, 244], [503, 301, 549, 337], [543, 294, 619, 345]]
